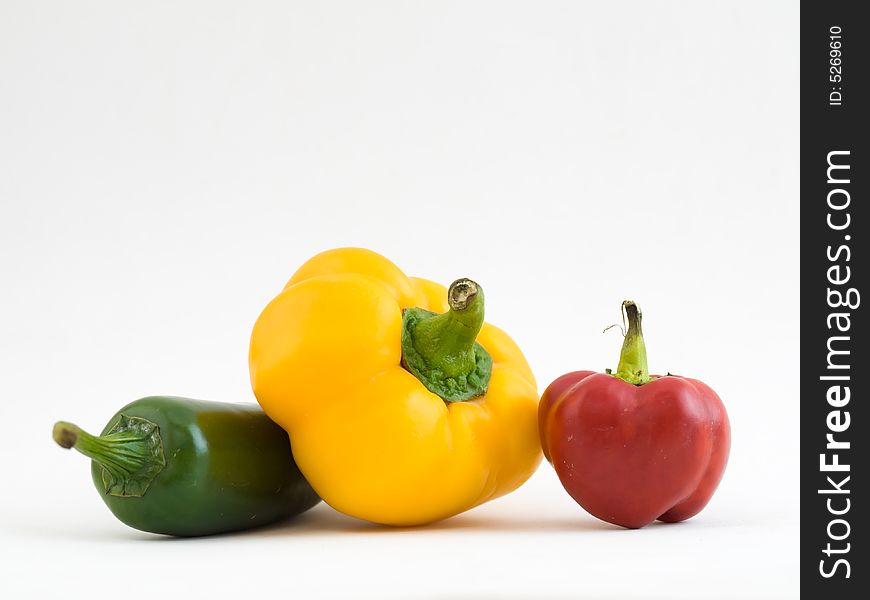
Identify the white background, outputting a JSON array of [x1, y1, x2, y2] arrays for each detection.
[[0, 1, 798, 598]]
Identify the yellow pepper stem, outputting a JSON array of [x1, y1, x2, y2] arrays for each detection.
[[401, 278, 493, 403]]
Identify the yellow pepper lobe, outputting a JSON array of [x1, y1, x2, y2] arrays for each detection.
[[249, 248, 542, 526]]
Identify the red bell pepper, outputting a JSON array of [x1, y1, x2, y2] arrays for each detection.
[[538, 301, 730, 529]]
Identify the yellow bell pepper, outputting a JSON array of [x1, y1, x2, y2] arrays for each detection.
[[249, 248, 541, 525]]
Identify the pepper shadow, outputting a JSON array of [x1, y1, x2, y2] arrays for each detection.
[[237, 503, 627, 538], [16, 502, 691, 543]]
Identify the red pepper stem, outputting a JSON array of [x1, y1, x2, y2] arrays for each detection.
[[614, 301, 651, 385]]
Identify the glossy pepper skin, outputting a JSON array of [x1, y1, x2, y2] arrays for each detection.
[[249, 248, 541, 526], [538, 302, 730, 529], [54, 396, 320, 536]]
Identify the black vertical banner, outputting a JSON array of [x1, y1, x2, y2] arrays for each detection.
[[802, 2, 868, 597]]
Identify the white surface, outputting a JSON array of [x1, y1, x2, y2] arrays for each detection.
[[0, 1, 798, 598]]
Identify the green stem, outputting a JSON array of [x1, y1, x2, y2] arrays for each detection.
[[614, 300, 651, 385], [401, 278, 493, 403], [53, 416, 165, 497]]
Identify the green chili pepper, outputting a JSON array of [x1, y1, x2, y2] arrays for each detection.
[[53, 396, 320, 536]]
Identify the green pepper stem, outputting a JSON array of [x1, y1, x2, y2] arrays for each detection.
[[401, 278, 493, 403], [53, 421, 156, 481], [614, 301, 651, 385]]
